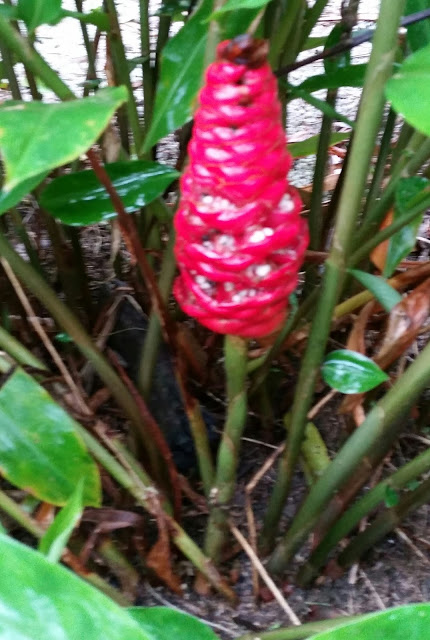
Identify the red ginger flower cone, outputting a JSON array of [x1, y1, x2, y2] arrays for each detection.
[[174, 35, 308, 338]]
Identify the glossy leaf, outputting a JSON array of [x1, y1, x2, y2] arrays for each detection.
[[0, 534, 150, 640], [0, 368, 100, 506], [143, 0, 213, 151], [128, 607, 218, 640], [321, 350, 389, 394], [309, 604, 430, 639], [0, 87, 127, 192], [39, 480, 84, 562], [405, 0, 430, 51], [211, 0, 270, 17], [39, 160, 179, 225], [349, 269, 402, 312], [386, 44, 430, 136], [16, 0, 63, 30], [384, 176, 430, 277], [288, 132, 350, 158], [0, 172, 48, 216], [296, 64, 367, 93]]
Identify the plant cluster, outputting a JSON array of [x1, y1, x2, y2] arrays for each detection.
[[1, 0, 430, 638]]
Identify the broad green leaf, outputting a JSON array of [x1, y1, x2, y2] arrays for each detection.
[[0, 368, 100, 506], [39, 160, 179, 225], [0, 172, 48, 216], [309, 603, 430, 639], [17, 0, 63, 30], [384, 176, 430, 277], [386, 44, 430, 136], [0, 86, 127, 192], [349, 269, 402, 312], [211, 0, 270, 18], [0, 534, 150, 640], [405, 0, 430, 51], [39, 480, 84, 562], [288, 132, 350, 158], [143, 0, 213, 151], [287, 85, 355, 128], [128, 607, 218, 640], [321, 350, 389, 394], [296, 64, 367, 92], [323, 24, 350, 74]]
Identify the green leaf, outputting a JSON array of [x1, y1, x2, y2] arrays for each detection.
[[39, 160, 179, 226], [39, 479, 84, 562], [296, 64, 367, 92], [323, 24, 350, 74], [0, 87, 127, 192], [384, 176, 430, 277], [60, 8, 110, 30], [384, 485, 400, 508], [211, 0, 270, 18], [386, 43, 430, 136], [287, 85, 355, 128], [143, 0, 213, 151], [302, 35, 328, 50], [309, 604, 430, 639], [0, 534, 150, 640], [321, 350, 389, 394], [155, 0, 193, 17], [0, 172, 48, 216], [349, 269, 402, 312], [128, 607, 218, 640], [16, 0, 63, 30], [288, 132, 351, 158], [0, 368, 100, 506], [405, 0, 430, 51], [55, 332, 74, 343]]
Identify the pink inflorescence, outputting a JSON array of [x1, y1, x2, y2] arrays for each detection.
[[174, 36, 308, 338]]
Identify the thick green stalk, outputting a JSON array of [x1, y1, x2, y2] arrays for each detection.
[[298, 447, 430, 585], [261, 0, 406, 554], [236, 614, 367, 640], [338, 475, 430, 569], [204, 335, 248, 563], [0, 488, 44, 538], [269, 0, 303, 67], [8, 208, 45, 277], [0, 33, 22, 100], [75, 0, 97, 97], [267, 333, 430, 574], [154, 15, 171, 81], [105, 0, 144, 154], [0, 231, 160, 470], [300, 0, 331, 47]]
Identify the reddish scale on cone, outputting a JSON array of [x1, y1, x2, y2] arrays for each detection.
[[174, 35, 308, 338]]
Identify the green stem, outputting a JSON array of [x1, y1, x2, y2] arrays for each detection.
[[0, 488, 44, 538], [0, 32, 22, 100], [140, 0, 154, 129], [298, 446, 430, 585], [338, 475, 430, 569], [8, 208, 45, 277], [269, 0, 303, 67], [204, 335, 248, 564], [267, 330, 430, 574], [260, 0, 406, 554], [74, 424, 235, 600], [75, 0, 97, 97], [0, 231, 160, 470], [300, 0, 331, 47], [105, 0, 145, 154], [349, 190, 430, 267], [0, 324, 46, 370], [236, 614, 367, 640]]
